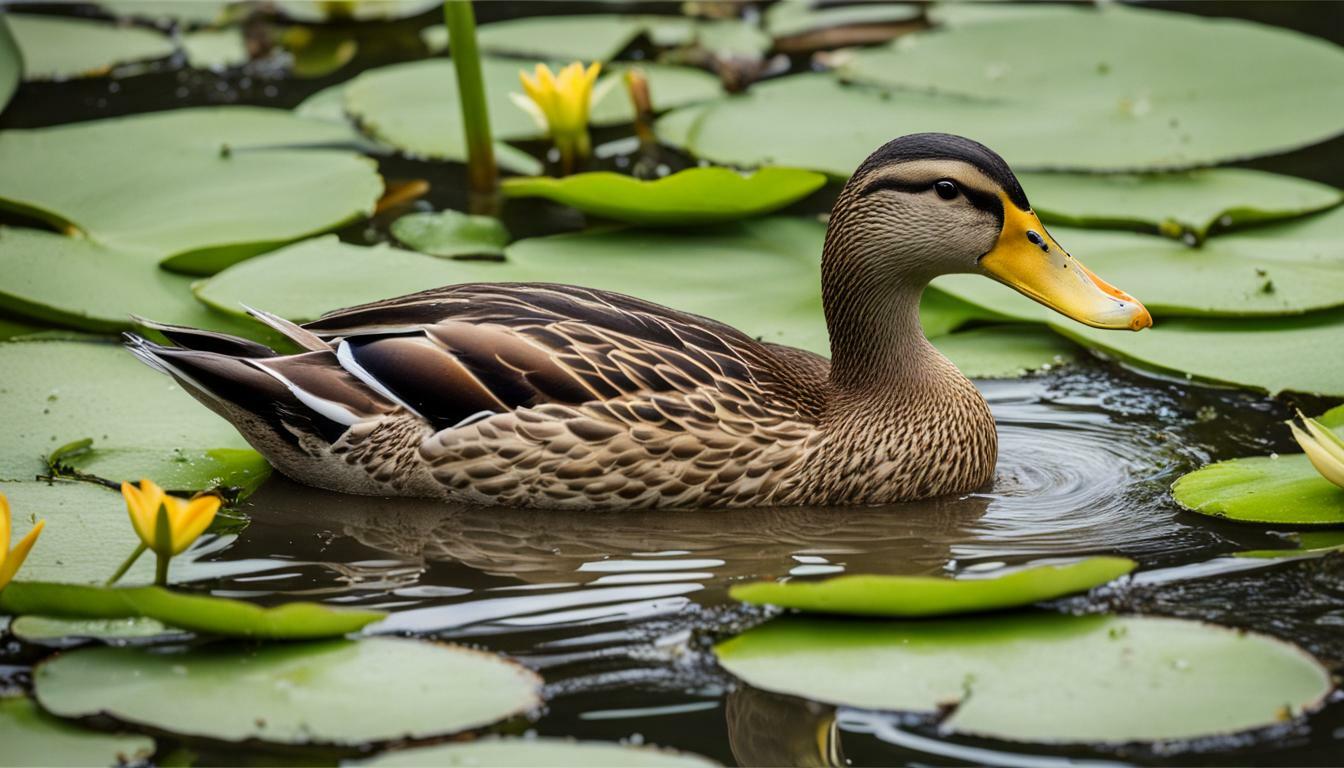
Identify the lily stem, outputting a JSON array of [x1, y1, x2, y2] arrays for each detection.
[[154, 553, 169, 587], [106, 543, 147, 586], [443, 0, 499, 215]]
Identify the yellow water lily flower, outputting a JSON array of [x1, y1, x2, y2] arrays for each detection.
[[121, 479, 221, 558], [0, 492, 44, 590], [1289, 413, 1344, 490], [512, 61, 604, 174]]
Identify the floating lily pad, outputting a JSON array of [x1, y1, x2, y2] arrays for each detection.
[[502, 167, 827, 226], [731, 557, 1133, 617], [475, 15, 654, 61], [839, 5, 1344, 171], [6, 13, 174, 80], [1054, 307, 1344, 397], [932, 326, 1077, 379], [0, 696, 154, 768], [182, 28, 248, 70], [0, 582, 384, 639], [934, 209, 1344, 320], [275, 0, 440, 23], [1172, 405, 1344, 525], [1020, 169, 1343, 243], [98, 1, 236, 26], [765, 1, 921, 40], [0, 339, 263, 489], [0, 17, 18, 115], [0, 228, 282, 345], [363, 738, 719, 767], [35, 637, 542, 747], [0, 107, 382, 274], [10, 615, 175, 645], [343, 58, 718, 161], [196, 224, 830, 352], [715, 614, 1331, 743], [391, 210, 509, 258]]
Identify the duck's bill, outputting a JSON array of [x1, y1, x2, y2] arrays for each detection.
[[979, 204, 1152, 331]]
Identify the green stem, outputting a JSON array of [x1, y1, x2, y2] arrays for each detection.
[[106, 543, 147, 586], [154, 553, 169, 587], [443, 0, 499, 214]]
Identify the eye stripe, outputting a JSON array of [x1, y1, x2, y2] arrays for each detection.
[[859, 175, 1005, 221]]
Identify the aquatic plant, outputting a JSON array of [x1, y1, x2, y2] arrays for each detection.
[[1290, 412, 1344, 490], [115, 479, 220, 586], [442, 0, 498, 210], [0, 492, 44, 591], [512, 62, 604, 175]]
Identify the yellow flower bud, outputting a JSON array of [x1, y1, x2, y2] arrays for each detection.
[[513, 61, 603, 174], [120, 479, 221, 558], [0, 492, 44, 590], [1289, 414, 1344, 490]]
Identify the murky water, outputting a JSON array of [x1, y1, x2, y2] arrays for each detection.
[[3, 2, 1344, 765]]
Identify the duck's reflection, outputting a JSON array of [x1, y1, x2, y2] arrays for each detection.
[[726, 686, 843, 768]]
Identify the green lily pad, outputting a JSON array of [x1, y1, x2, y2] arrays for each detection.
[[6, 13, 174, 80], [765, 1, 922, 39], [1054, 307, 1344, 397], [98, 1, 236, 26], [0, 581, 384, 639], [35, 637, 542, 747], [363, 738, 719, 767], [731, 557, 1134, 617], [182, 28, 248, 70], [501, 167, 827, 226], [0, 696, 154, 768], [715, 614, 1331, 743], [0, 17, 18, 115], [1172, 405, 1344, 525], [1020, 169, 1343, 243], [934, 209, 1344, 320], [932, 325, 1077, 379], [342, 58, 719, 161], [275, 0, 440, 23], [1237, 531, 1344, 559], [0, 227, 282, 344], [391, 210, 509, 259], [0, 339, 263, 489], [10, 615, 175, 644], [839, 5, 1344, 171], [0, 107, 382, 274], [475, 15, 654, 61]]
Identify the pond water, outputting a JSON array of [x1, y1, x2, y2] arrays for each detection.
[[3, 2, 1344, 766]]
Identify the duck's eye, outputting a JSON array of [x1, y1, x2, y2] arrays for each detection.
[[933, 180, 959, 200]]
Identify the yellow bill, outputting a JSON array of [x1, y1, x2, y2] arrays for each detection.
[[980, 197, 1151, 331]]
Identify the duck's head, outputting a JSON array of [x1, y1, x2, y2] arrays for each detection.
[[829, 133, 1151, 331]]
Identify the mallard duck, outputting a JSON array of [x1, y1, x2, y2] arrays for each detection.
[[127, 134, 1150, 509]]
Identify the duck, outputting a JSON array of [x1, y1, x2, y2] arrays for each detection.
[[126, 133, 1151, 510]]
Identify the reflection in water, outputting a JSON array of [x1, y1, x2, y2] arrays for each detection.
[[191, 370, 1333, 765]]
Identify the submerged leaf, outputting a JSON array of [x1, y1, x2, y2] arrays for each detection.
[[715, 614, 1331, 743], [730, 557, 1134, 617], [36, 638, 542, 746], [501, 167, 827, 226]]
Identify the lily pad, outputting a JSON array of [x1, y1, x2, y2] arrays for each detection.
[[1172, 405, 1344, 525], [1020, 169, 1343, 243], [275, 0, 440, 23], [6, 13, 174, 80], [195, 222, 833, 353], [933, 209, 1344, 320], [35, 637, 542, 747], [839, 5, 1344, 171], [98, 1, 236, 26], [342, 58, 719, 161], [475, 15, 654, 61], [0, 17, 18, 115], [0, 107, 382, 274], [10, 615, 175, 645], [391, 210, 509, 258], [0, 339, 263, 489], [1054, 307, 1344, 397], [501, 167, 827, 226], [0, 696, 154, 768], [731, 557, 1134, 617], [363, 738, 719, 767], [1237, 531, 1344, 559], [182, 28, 248, 70], [715, 614, 1331, 743], [766, 1, 922, 40], [0, 581, 385, 639], [933, 325, 1077, 379]]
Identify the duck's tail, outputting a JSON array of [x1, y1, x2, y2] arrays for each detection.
[[124, 314, 407, 489]]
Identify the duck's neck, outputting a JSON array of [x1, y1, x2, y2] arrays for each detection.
[[821, 221, 952, 398]]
